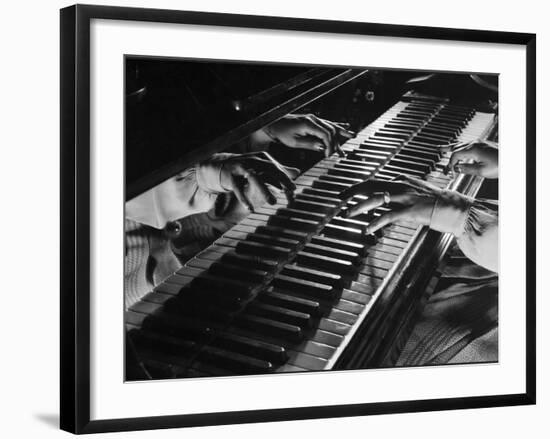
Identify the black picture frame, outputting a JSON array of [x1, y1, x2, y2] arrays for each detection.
[[60, 4, 536, 434]]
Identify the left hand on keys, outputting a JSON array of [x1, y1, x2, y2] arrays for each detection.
[[253, 114, 355, 157]]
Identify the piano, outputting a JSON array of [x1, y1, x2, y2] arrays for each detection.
[[124, 63, 497, 379]]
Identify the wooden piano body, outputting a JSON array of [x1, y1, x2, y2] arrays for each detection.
[[124, 63, 497, 379]]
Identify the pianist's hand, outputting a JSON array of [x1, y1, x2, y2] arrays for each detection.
[[445, 140, 498, 179], [213, 152, 299, 212], [252, 114, 355, 157], [341, 175, 473, 236]]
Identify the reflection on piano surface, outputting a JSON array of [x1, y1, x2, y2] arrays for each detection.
[[124, 60, 497, 380]]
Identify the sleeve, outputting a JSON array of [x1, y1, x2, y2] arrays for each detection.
[[125, 153, 235, 229], [455, 200, 499, 273], [430, 192, 498, 273]]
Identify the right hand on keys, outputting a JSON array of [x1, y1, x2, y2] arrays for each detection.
[[444, 140, 498, 179], [198, 151, 299, 212], [340, 176, 473, 237]]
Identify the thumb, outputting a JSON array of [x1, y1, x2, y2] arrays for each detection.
[[455, 162, 484, 176], [283, 165, 301, 179], [292, 137, 325, 152]]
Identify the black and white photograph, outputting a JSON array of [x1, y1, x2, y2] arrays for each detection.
[[124, 58, 500, 381], [55, 2, 537, 434]]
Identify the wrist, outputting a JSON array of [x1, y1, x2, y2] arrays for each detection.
[[195, 154, 235, 193], [429, 190, 474, 237], [249, 127, 274, 149]]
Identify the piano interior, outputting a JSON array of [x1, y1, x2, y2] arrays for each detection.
[[124, 57, 498, 380]]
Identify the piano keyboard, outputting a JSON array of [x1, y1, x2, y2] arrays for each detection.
[[126, 95, 496, 379]]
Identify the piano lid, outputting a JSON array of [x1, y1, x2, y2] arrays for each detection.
[[125, 57, 368, 201]]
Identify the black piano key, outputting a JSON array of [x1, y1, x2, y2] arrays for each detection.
[[340, 158, 381, 168], [260, 289, 323, 317], [373, 130, 411, 141], [184, 361, 234, 377], [417, 128, 452, 141], [210, 331, 288, 363], [395, 114, 425, 122], [248, 232, 301, 250], [357, 146, 394, 156], [295, 251, 355, 277], [282, 263, 344, 288], [187, 258, 270, 283], [273, 273, 337, 301], [389, 157, 432, 174], [290, 198, 337, 214], [395, 152, 436, 169], [404, 144, 443, 158], [421, 125, 458, 137], [129, 329, 198, 356], [234, 239, 293, 260], [327, 167, 372, 180], [197, 345, 274, 373], [431, 115, 467, 127], [332, 162, 377, 174], [385, 122, 421, 130], [141, 291, 173, 306], [347, 152, 388, 164], [301, 187, 344, 200], [163, 294, 239, 323], [309, 179, 351, 193], [401, 145, 441, 161], [218, 251, 281, 272], [190, 274, 257, 298], [254, 225, 308, 243], [126, 310, 214, 341], [376, 166, 424, 179], [295, 192, 340, 206], [247, 302, 313, 328], [427, 121, 461, 134], [276, 207, 326, 223], [268, 215, 320, 233], [318, 174, 362, 186], [234, 314, 303, 343], [360, 139, 401, 149]]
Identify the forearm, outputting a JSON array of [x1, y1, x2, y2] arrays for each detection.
[[125, 153, 234, 229]]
